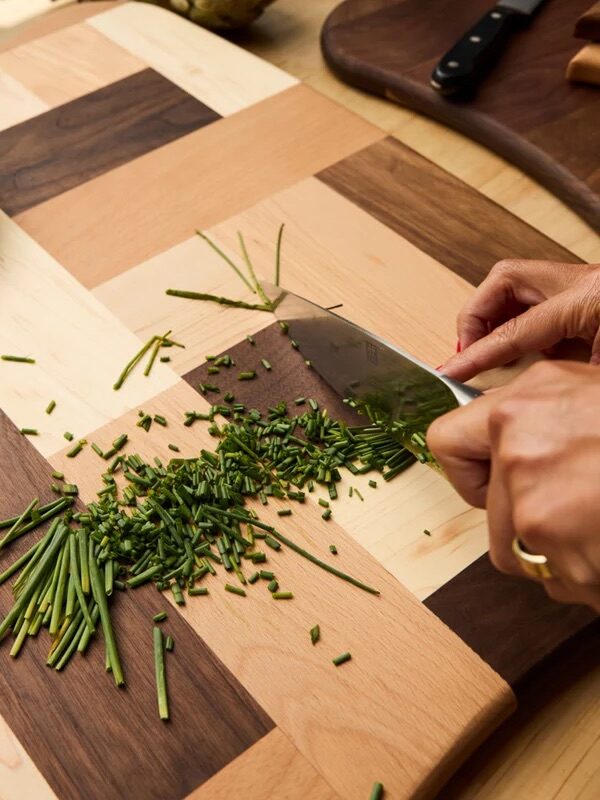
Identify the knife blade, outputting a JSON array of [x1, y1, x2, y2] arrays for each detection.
[[431, 0, 547, 96], [262, 282, 480, 458]]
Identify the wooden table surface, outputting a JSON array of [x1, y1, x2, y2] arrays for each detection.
[[0, 2, 598, 799], [237, 3, 600, 799]]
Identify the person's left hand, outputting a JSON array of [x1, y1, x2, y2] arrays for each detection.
[[427, 360, 600, 612]]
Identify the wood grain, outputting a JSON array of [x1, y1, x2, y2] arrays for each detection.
[[0, 68, 219, 217], [0, 22, 144, 107], [89, 1, 298, 116], [0, 211, 179, 458], [0, 408, 274, 800], [0, 2, 121, 50], [0, 712, 56, 800], [321, 0, 600, 230], [189, 728, 340, 800], [0, 70, 47, 131], [575, 1, 600, 39], [51, 380, 515, 800], [318, 137, 581, 286], [567, 44, 600, 86], [0, 0, 74, 31], [15, 84, 382, 286]]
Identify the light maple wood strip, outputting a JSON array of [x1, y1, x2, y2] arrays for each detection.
[[0, 2, 120, 50], [0, 713, 56, 800], [15, 85, 382, 286], [0, 22, 144, 107], [89, 1, 297, 116], [93, 235, 274, 376], [241, 0, 600, 263], [0, 0, 73, 31], [50, 380, 515, 800], [0, 211, 179, 457], [188, 729, 340, 800], [0, 69, 47, 131]]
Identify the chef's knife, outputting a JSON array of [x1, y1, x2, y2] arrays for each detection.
[[431, 0, 547, 96], [262, 282, 480, 457]]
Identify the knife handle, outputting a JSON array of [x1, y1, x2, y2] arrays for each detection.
[[431, 6, 525, 96]]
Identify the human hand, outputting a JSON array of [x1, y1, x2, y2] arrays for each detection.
[[427, 360, 600, 612], [440, 259, 600, 382]]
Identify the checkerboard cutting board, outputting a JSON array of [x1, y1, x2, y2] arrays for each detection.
[[0, 4, 595, 798]]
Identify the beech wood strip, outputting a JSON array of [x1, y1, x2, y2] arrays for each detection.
[[0, 70, 47, 131], [0, 711, 57, 800]]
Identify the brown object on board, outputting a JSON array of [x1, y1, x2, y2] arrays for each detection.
[[574, 1, 600, 39], [321, 0, 600, 231], [567, 43, 600, 85]]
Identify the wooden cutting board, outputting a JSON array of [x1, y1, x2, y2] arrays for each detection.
[[321, 0, 600, 231], [0, 3, 596, 799]]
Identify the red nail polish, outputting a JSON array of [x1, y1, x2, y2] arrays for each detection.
[[456, 340, 462, 353], [435, 364, 443, 371]]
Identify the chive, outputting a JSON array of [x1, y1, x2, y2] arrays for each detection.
[[238, 371, 256, 381], [153, 612, 168, 623], [62, 484, 79, 496], [279, 321, 288, 334], [165, 635, 174, 652], [1, 355, 35, 363], [272, 591, 293, 600], [310, 624, 320, 645], [248, 571, 260, 584], [304, 360, 312, 368], [329, 544, 338, 555], [45, 400, 56, 415], [63, 431, 74, 441], [370, 782, 385, 800], [294, 397, 305, 405], [261, 359, 272, 371], [274, 223, 284, 286], [267, 579, 278, 593], [238, 231, 271, 307], [153, 627, 169, 720], [166, 290, 271, 312], [264, 535, 281, 550], [170, 582, 185, 605], [197, 230, 256, 293], [168, 444, 180, 452], [277, 509, 292, 517], [318, 499, 329, 508], [322, 508, 332, 521], [160, 356, 171, 363], [113, 335, 158, 391], [332, 651, 351, 666], [91, 442, 104, 458], [154, 415, 167, 427], [308, 398, 318, 411], [423, 529, 431, 536], [188, 587, 209, 596], [349, 486, 353, 498], [51, 471, 64, 480], [90, 553, 124, 685], [245, 335, 255, 345], [224, 583, 246, 597], [368, 480, 377, 489], [20, 428, 38, 436], [66, 439, 86, 458], [354, 488, 364, 502], [259, 570, 275, 580], [207, 366, 220, 375]]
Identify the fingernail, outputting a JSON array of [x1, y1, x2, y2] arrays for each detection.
[[435, 364, 444, 371], [456, 339, 462, 353]]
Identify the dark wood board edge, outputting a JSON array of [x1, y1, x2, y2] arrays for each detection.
[[321, 2, 600, 232]]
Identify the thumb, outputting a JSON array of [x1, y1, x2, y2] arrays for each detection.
[[440, 293, 573, 381]]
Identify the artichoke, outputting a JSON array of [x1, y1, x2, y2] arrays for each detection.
[[148, 0, 277, 30]]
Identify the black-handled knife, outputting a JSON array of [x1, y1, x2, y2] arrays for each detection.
[[431, 0, 547, 96]]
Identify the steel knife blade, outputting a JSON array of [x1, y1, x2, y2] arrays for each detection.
[[262, 282, 480, 444]]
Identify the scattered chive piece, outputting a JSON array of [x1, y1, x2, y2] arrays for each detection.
[[272, 591, 293, 600], [160, 356, 171, 363], [308, 398, 318, 411], [274, 223, 285, 286], [261, 359, 272, 371], [368, 480, 377, 489], [290, 340, 299, 349], [423, 529, 432, 536], [267, 579, 279, 593], [197, 230, 256, 293], [51, 471, 64, 480], [238, 371, 256, 381], [318, 499, 329, 508], [259, 571, 275, 580], [45, 400, 56, 415], [62, 484, 79, 496], [91, 442, 104, 458], [248, 571, 260, 584], [168, 444, 180, 452], [332, 651, 352, 667], [354, 488, 364, 502], [310, 625, 320, 645], [63, 432, 74, 441], [370, 782, 385, 800], [66, 440, 86, 458], [329, 545, 338, 555], [1, 355, 35, 364], [246, 335, 255, 345], [304, 360, 312, 368], [264, 535, 281, 551], [189, 587, 209, 596], [166, 289, 272, 312], [207, 366, 220, 375], [20, 428, 39, 436], [165, 635, 174, 652], [153, 415, 167, 427], [277, 509, 292, 517], [294, 397, 305, 405], [224, 583, 246, 597], [171, 583, 185, 606], [153, 612, 168, 623], [153, 627, 169, 721], [322, 508, 332, 521], [349, 486, 353, 498], [279, 321, 288, 334]]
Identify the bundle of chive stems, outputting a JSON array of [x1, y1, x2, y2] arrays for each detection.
[[0, 226, 420, 721]]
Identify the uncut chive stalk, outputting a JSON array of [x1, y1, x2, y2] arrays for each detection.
[[49, 544, 70, 635], [55, 615, 89, 671], [274, 223, 284, 286], [153, 626, 169, 721], [13, 518, 62, 595], [237, 231, 271, 308], [77, 605, 100, 654], [370, 782, 385, 800], [10, 616, 30, 658], [165, 289, 271, 311], [68, 534, 95, 633], [113, 335, 158, 391], [90, 552, 124, 687], [0, 498, 38, 551], [79, 529, 90, 595], [47, 608, 83, 666], [144, 330, 171, 377], [0, 539, 42, 586], [1, 355, 35, 364], [196, 230, 255, 293]]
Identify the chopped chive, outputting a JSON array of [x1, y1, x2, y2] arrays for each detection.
[[274, 223, 284, 286], [20, 428, 39, 436], [160, 356, 171, 363], [310, 624, 320, 645], [207, 366, 220, 375], [279, 321, 288, 334], [245, 335, 255, 345], [153, 415, 167, 427], [290, 340, 299, 349], [171, 582, 185, 605], [332, 651, 351, 667], [91, 442, 104, 458], [153, 627, 169, 721], [308, 398, 318, 411], [349, 486, 353, 498], [423, 529, 431, 536], [165, 635, 174, 652], [45, 400, 56, 415], [304, 360, 312, 368], [168, 444, 180, 453], [329, 545, 338, 555], [62, 485, 79, 496], [153, 612, 168, 623], [322, 508, 332, 521], [294, 397, 305, 405], [189, 587, 209, 596], [166, 290, 271, 311], [260, 359, 272, 371], [267, 579, 279, 593], [354, 488, 364, 502], [63, 431, 74, 441], [247, 571, 260, 584], [272, 591, 293, 600], [51, 471, 64, 480], [318, 499, 329, 508], [1, 355, 35, 363], [368, 480, 377, 489], [224, 583, 246, 597], [238, 371, 256, 381], [66, 440, 86, 458], [370, 782, 385, 800], [277, 509, 292, 517]]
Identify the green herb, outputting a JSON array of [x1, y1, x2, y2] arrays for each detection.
[[259, 570, 275, 580], [153, 627, 169, 721], [267, 579, 279, 593], [160, 356, 171, 363], [277, 509, 292, 517], [91, 442, 104, 458], [294, 397, 305, 405], [63, 431, 74, 441], [248, 571, 260, 584], [322, 508, 332, 521], [310, 624, 320, 645], [198, 230, 255, 293], [168, 443, 180, 453], [20, 428, 39, 436], [290, 340, 299, 349], [238, 371, 256, 381], [1, 355, 35, 364], [354, 488, 364, 502], [66, 439, 86, 458], [318, 499, 329, 508], [423, 529, 431, 536], [153, 612, 168, 623], [224, 583, 246, 597], [114, 331, 183, 391], [274, 223, 284, 286], [154, 415, 167, 427], [329, 545, 338, 555], [370, 782, 385, 800], [332, 651, 352, 667], [166, 289, 271, 311], [261, 359, 272, 371], [245, 335, 255, 345], [51, 471, 64, 480], [368, 480, 377, 489], [165, 635, 174, 652], [45, 400, 56, 415], [189, 587, 209, 596], [272, 591, 293, 600]]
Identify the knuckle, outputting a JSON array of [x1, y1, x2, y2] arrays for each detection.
[[488, 398, 522, 436], [492, 259, 518, 278], [488, 548, 517, 576], [512, 502, 548, 551], [543, 581, 571, 604]]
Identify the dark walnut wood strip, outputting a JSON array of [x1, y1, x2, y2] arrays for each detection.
[[424, 554, 597, 686], [0, 68, 220, 217], [0, 409, 273, 800], [318, 136, 581, 288]]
